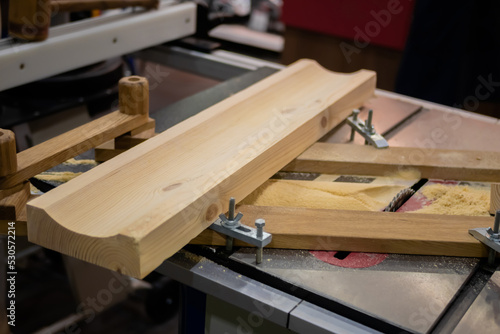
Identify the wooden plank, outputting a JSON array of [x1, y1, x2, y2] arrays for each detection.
[[284, 142, 500, 182], [192, 205, 493, 258], [0, 182, 30, 221], [27, 60, 376, 278], [491, 183, 500, 214], [0, 111, 148, 189]]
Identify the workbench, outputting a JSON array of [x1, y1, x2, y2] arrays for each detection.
[[134, 46, 500, 334]]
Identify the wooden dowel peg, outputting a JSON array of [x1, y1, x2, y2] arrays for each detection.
[[490, 183, 500, 215], [0, 129, 17, 177], [119, 76, 149, 116]]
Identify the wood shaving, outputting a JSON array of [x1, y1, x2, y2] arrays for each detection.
[[415, 184, 490, 216], [241, 179, 406, 211], [35, 171, 82, 183], [63, 158, 97, 166]]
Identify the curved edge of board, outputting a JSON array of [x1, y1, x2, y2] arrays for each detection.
[[27, 59, 377, 278], [28, 205, 142, 277]]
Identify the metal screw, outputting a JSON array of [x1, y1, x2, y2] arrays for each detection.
[[226, 237, 234, 253], [255, 218, 265, 239], [349, 109, 360, 141], [488, 211, 500, 265], [366, 109, 375, 134], [224, 197, 237, 252], [255, 219, 265, 264], [228, 197, 235, 220]]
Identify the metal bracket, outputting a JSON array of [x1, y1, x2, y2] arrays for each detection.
[[469, 211, 500, 265], [210, 197, 272, 264], [346, 109, 389, 148]]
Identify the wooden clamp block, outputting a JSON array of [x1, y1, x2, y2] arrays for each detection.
[[95, 76, 156, 162], [0, 76, 150, 190], [95, 118, 156, 162], [1, 76, 149, 235]]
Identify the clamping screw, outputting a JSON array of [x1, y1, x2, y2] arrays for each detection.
[[366, 109, 375, 135], [220, 197, 243, 229], [349, 109, 360, 141], [220, 197, 243, 252]]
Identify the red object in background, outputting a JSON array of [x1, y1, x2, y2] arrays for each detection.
[[310, 251, 388, 268], [282, 0, 415, 51]]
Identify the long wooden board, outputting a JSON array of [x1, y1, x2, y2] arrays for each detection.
[[284, 142, 500, 182], [0, 111, 148, 189], [192, 205, 494, 257], [27, 60, 376, 278]]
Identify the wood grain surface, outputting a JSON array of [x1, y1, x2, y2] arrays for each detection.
[[490, 183, 500, 215], [192, 205, 493, 257], [284, 142, 500, 182], [27, 60, 376, 278]]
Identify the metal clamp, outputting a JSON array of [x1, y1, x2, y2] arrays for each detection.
[[210, 197, 272, 264], [469, 210, 500, 266], [346, 109, 388, 148]]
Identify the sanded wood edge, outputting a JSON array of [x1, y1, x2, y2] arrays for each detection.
[[283, 143, 500, 182], [28, 206, 142, 277], [0, 111, 147, 189], [191, 205, 492, 258]]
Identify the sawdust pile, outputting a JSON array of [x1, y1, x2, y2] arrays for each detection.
[[63, 158, 97, 166], [241, 179, 406, 211], [415, 184, 490, 216], [35, 171, 82, 182]]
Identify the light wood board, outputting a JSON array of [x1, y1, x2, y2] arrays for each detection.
[[192, 205, 494, 258], [284, 142, 500, 182], [27, 60, 376, 278]]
